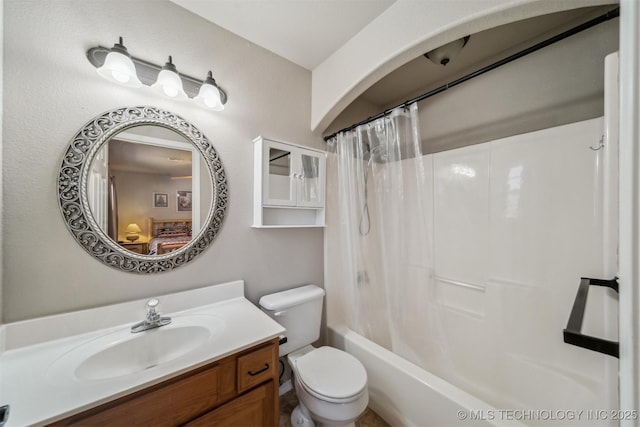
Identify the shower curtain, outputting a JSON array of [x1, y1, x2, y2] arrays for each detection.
[[327, 112, 617, 420], [328, 104, 448, 369]]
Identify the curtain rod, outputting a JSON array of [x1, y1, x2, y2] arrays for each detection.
[[323, 7, 620, 142]]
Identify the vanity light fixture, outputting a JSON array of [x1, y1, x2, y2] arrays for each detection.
[[194, 71, 224, 111], [96, 37, 143, 88], [87, 37, 228, 109], [152, 56, 188, 100]]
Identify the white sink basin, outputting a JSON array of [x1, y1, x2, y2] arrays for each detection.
[[47, 314, 224, 382]]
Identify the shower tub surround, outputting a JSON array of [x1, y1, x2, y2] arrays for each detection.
[[0, 280, 285, 426], [325, 117, 619, 426]]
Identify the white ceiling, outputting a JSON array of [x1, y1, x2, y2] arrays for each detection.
[[110, 140, 193, 177], [170, 1, 617, 125], [170, 0, 396, 70]]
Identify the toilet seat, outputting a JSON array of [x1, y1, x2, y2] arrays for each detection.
[[294, 346, 367, 403]]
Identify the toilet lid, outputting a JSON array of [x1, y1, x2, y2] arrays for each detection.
[[295, 346, 367, 400]]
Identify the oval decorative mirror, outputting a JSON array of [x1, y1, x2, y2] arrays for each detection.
[[58, 106, 228, 273]]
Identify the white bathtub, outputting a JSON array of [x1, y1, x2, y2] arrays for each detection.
[[328, 325, 526, 427]]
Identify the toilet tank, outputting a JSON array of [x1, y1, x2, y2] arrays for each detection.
[[259, 285, 325, 356]]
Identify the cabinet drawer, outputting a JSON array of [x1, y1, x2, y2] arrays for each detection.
[[237, 343, 277, 393]]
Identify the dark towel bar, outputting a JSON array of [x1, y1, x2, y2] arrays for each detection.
[[563, 277, 619, 358]]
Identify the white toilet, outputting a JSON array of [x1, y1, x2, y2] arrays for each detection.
[[259, 285, 369, 427]]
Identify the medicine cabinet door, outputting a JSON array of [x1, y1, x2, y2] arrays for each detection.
[[263, 140, 295, 206], [296, 151, 325, 208]]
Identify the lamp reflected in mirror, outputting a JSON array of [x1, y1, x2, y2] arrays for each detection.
[[125, 223, 142, 242]]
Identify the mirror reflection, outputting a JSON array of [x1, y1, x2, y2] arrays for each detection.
[[87, 126, 213, 256], [59, 106, 228, 273], [268, 147, 291, 201], [300, 153, 320, 204], [266, 147, 321, 205]]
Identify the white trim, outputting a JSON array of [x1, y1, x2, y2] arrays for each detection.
[[604, 51, 621, 416], [115, 131, 194, 151], [618, 1, 640, 423], [0, 0, 4, 324]]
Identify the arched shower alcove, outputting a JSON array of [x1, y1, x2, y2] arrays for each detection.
[[311, 0, 617, 134]]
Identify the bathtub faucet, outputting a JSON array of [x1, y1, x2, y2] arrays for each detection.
[[131, 298, 172, 333]]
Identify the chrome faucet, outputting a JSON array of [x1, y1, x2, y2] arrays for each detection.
[[131, 298, 172, 333]]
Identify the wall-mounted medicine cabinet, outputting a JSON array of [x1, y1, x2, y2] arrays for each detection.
[[253, 136, 326, 228]]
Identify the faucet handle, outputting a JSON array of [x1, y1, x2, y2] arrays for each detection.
[[145, 298, 160, 322], [131, 297, 171, 333]]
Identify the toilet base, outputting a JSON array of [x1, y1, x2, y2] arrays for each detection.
[[291, 402, 315, 427], [291, 402, 357, 427]]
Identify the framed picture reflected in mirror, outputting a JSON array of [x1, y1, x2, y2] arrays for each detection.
[[153, 192, 169, 208], [177, 190, 192, 212]]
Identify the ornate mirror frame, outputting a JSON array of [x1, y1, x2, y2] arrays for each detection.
[[58, 106, 228, 273]]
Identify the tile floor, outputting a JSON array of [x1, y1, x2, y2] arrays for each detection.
[[279, 389, 390, 427]]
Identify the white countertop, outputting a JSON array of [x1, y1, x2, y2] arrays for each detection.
[[0, 280, 285, 427]]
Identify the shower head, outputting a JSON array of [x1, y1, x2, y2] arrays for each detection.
[[360, 140, 387, 164], [368, 143, 387, 164], [362, 143, 371, 161]]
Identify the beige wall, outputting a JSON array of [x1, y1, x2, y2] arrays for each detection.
[[415, 18, 619, 154], [2, 0, 324, 322], [112, 171, 192, 242]]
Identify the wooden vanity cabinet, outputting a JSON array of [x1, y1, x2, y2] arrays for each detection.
[[50, 338, 279, 427]]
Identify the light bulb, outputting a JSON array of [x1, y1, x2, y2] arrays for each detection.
[[194, 71, 224, 111], [151, 56, 187, 100], [96, 38, 142, 88], [163, 85, 178, 98], [111, 69, 130, 84]]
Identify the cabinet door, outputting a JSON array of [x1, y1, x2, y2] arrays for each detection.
[[263, 141, 296, 206], [64, 364, 220, 426], [185, 381, 276, 427], [296, 150, 325, 208]]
